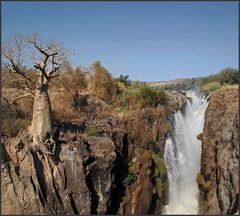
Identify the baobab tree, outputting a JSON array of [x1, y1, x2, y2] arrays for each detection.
[[2, 33, 66, 153]]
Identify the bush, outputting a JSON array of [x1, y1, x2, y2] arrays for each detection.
[[200, 67, 239, 89], [123, 172, 134, 187], [129, 160, 140, 174], [114, 89, 132, 110], [202, 81, 221, 92], [113, 84, 168, 111], [85, 124, 98, 136], [139, 149, 168, 197], [163, 83, 175, 91], [54, 63, 88, 93], [197, 133, 203, 141], [116, 74, 131, 86], [196, 173, 211, 192], [217, 67, 239, 85], [88, 61, 118, 103], [1, 99, 32, 137], [136, 85, 167, 108]]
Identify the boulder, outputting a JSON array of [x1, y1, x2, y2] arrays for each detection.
[[166, 91, 187, 111]]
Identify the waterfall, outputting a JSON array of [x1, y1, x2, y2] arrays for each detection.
[[164, 90, 209, 214]]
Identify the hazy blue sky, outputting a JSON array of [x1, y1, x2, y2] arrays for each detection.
[[2, 2, 238, 81]]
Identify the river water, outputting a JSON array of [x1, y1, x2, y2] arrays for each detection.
[[163, 90, 209, 214]]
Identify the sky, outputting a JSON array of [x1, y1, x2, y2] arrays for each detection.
[[2, 2, 238, 81]]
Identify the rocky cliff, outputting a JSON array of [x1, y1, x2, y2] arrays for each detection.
[[1, 116, 166, 215], [198, 86, 239, 214], [1, 116, 130, 214], [1, 90, 187, 215], [2, 121, 119, 214]]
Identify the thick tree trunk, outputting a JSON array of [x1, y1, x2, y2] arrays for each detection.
[[31, 83, 52, 146]]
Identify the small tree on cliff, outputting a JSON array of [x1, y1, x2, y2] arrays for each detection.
[[88, 61, 118, 103], [2, 33, 66, 152]]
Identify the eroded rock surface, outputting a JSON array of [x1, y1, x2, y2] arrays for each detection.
[[198, 86, 239, 214], [1, 121, 120, 215], [2, 112, 169, 215], [166, 91, 187, 111], [121, 107, 170, 157], [119, 148, 168, 214]]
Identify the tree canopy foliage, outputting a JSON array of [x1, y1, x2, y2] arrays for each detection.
[[200, 67, 239, 87]]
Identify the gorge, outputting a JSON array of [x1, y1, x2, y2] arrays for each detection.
[[2, 3, 238, 215], [164, 90, 209, 214], [1, 78, 239, 215]]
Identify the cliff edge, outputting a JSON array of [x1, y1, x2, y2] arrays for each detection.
[[198, 86, 239, 214]]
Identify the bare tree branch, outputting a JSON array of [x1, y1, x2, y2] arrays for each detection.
[[2, 34, 27, 66], [7, 65, 36, 84], [33, 61, 49, 81], [2, 34, 36, 86], [28, 32, 65, 84], [2, 33, 67, 93]]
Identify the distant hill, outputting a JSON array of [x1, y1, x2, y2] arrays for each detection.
[[146, 78, 186, 87]]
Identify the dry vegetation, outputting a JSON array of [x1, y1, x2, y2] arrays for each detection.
[[200, 67, 239, 93], [210, 85, 238, 115], [2, 60, 169, 138], [2, 55, 238, 139], [1, 95, 33, 137]]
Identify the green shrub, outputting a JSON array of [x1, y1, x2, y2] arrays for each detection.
[[151, 152, 168, 200], [113, 82, 168, 110], [138, 148, 167, 195], [85, 124, 98, 136], [136, 85, 167, 108], [202, 81, 221, 92], [116, 74, 131, 86], [200, 67, 239, 89], [163, 83, 175, 91], [116, 89, 130, 109], [129, 161, 140, 174], [122, 162, 137, 187], [123, 172, 134, 187], [217, 67, 239, 85]]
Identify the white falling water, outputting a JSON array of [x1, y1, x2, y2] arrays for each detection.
[[164, 90, 209, 214]]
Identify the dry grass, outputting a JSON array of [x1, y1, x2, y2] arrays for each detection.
[[212, 85, 238, 114], [51, 89, 114, 122], [206, 85, 238, 131]]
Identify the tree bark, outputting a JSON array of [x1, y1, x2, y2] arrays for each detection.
[[31, 81, 52, 146]]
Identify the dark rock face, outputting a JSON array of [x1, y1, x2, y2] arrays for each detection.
[[1, 124, 120, 214], [82, 136, 117, 214], [1, 111, 169, 215], [198, 86, 239, 214]]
